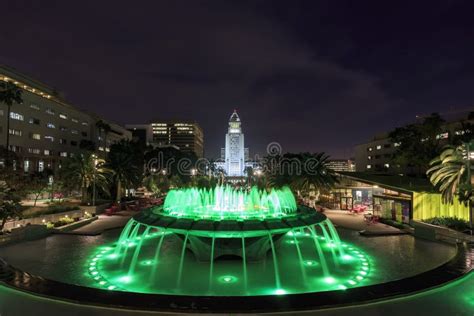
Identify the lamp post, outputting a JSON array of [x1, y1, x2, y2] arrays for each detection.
[[92, 154, 98, 207]]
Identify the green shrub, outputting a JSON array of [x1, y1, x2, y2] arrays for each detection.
[[53, 216, 75, 227], [22, 205, 81, 219], [422, 217, 470, 232]]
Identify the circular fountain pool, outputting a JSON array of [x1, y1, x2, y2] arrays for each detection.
[[87, 186, 372, 295]]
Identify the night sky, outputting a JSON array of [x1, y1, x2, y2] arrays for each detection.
[[2, 1, 474, 158]]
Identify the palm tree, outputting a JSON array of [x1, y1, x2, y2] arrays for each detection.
[[293, 153, 338, 199], [427, 141, 474, 230], [59, 153, 112, 204], [107, 140, 142, 202], [0, 81, 23, 163]]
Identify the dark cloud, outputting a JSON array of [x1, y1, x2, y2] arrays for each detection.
[[1, 0, 473, 158]]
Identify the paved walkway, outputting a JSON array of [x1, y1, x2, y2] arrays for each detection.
[[324, 210, 407, 236], [62, 211, 135, 235]]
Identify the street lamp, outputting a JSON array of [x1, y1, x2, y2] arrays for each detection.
[[92, 154, 98, 206], [191, 168, 197, 176]]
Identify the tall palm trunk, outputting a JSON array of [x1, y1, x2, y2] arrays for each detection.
[[116, 180, 122, 203]]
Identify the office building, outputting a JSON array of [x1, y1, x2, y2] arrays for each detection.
[[0, 65, 131, 172]]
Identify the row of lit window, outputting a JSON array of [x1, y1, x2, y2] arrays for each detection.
[[26, 148, 68, 157], [1, 75, 52, 100], [6, 112, 87, 136], [366, 163, 390, 169], [366, 130, 470, 151], [367, 154, 392, 160]]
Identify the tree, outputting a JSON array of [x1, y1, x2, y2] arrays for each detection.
[[0, 81, 23, 164], [107, 140, 143, 202], [79, 139, 96, 152], [143, 172, 169, 196], [265, 152, 338, 198], [59, 153, 112, 204], [427, 141, 474, 231], [389, 113, 445, 175], [292, 152, 338, 198], [26, 172, 50, 206], [0, 181, 22, 231]]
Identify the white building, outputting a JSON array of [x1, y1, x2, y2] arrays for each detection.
[[223, 110, 247, 176]]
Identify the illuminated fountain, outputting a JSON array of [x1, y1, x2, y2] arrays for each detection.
[[88, 186, 371, 295]]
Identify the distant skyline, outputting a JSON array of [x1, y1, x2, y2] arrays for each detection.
[[2, 1, 474, 158]]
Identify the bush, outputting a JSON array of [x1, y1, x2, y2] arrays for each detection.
[[22, 205, 81, 219], [422, 217, 470, 232], [53, 216, 75, 227]]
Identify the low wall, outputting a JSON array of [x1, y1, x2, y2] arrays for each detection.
[[3, 208, 91, 232], [412, 220, 474, 244], [0, 225, 50, 246], [52, 216, 98, 233]]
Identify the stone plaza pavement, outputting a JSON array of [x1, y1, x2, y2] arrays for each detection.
[[324, 210, 407, 236]]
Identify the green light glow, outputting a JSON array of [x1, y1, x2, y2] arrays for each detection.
[[85, 185, 374, 296], [219, 275, 238, 284], [324, 276, 336, 284], [162, 185, 297, 220], [140, 260, 155, 266], [303, 260, 318, 267], [118, 275, 132, 283]]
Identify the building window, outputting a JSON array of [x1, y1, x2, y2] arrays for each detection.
[[8, 129, 22, 136], [367, 164, 372, 169], [384, 163, 390, 168], [44, 135, 54, 142], [71, 129, 78, 135], [0, 110, 3, 116], [10, 112, 24, 121], [28, 148, 41, 154], [436, 132, 449, 140], [38, 160, 44, 172], [368, 147, 373, 152], [44, 150, 52, 156], [59, 152, 68, 157], [59, 113, 68, 119], [31, 133, 41, 140], [81, 122, 88, 126], [59, 138, 67, 144], [71, 118, 79, 123], [30, 104, 40, 110], [367, 156, 372, 160], [376, 145, 382, 150], [81, 131, 87, 137], [70, 141, 78, 146], [46, 108, 55, 115], [394, 142, 401, 147], [384, 144, 391, 148], [60, 126, 68, 132], [29, 117, 40, 125], [47, 123, 56, 129], [24, 160, 30, 173]]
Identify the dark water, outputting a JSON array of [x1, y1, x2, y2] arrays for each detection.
[[0, 227, 456, 296]]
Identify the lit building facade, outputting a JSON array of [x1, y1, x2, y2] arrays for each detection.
[[223, 111, 246, 176], [355, 112, 473, 173], [148, 121, 204, 157], [0, 65, 131, 172], [326, 159, 355, 172]]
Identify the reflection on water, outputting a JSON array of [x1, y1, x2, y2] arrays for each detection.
[[0, 228, 456, 291]]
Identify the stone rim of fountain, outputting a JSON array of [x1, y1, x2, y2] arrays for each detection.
[[132, 205, 326, 238], [0, 243, 471, 313]]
